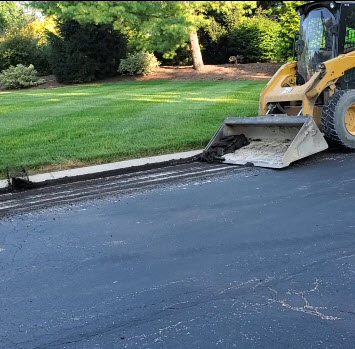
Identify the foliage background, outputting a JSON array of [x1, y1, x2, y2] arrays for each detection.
[[0, 1, 309, 82]]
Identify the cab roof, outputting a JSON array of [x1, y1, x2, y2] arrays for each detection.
[[296, 1, 355, 15]]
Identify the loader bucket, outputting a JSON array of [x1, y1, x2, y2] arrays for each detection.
[[202, 115, 328, 168]]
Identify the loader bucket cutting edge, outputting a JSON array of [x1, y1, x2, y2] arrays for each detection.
[[202, 115, 329, 168]]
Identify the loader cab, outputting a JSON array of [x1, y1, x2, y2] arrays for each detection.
[[296, 1, 355, 88]]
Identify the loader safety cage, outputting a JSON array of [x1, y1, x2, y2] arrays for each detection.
[[296, 1, 355, 88]]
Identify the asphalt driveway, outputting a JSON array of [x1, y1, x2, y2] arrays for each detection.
[[0, 152, 354, 348]]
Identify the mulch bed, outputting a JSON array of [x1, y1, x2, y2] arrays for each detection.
[[1, 63, 282, 91]]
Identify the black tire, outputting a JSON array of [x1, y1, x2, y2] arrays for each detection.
[[321, 89, 355, 148]]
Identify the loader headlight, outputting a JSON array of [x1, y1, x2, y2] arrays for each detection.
[[297, 9, 303, 16], [330, 2, 336, 9]]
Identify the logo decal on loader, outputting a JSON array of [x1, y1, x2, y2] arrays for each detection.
[[282, 87, 294, 94]]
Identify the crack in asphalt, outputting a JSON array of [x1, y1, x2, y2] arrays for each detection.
[[10, 275, 347, 349], [266, 279, 341, 321]]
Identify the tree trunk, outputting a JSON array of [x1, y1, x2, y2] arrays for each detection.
[[189, 30, 204, 71]]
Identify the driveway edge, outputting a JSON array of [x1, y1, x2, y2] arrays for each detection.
[[0, 150, 203, 193]]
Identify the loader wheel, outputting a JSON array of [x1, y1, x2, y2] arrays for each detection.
[[321, 90, 355, 148]]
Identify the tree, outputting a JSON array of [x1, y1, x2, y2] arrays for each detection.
[[0, 2, 56, 75], [275, 1, 309, 60], [47, 20, 127, 83], [259, 1, 309, 61], [0, 1, 25, 35], [0, 1, 52, 41], [20, 16, 57, 44], [32, 1, 256, 71]]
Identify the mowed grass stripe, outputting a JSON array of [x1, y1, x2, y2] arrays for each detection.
[[0, 80, 265, 176]]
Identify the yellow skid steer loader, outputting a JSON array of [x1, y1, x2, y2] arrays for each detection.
[[202, 1, 355, 168]]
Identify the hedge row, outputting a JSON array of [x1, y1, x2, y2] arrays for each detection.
[[164, 16, 285, 65], [0, 20, 127, 84], [0, 15, 289, 85]]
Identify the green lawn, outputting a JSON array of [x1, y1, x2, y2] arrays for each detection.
[[0, 79, 265, 176]]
